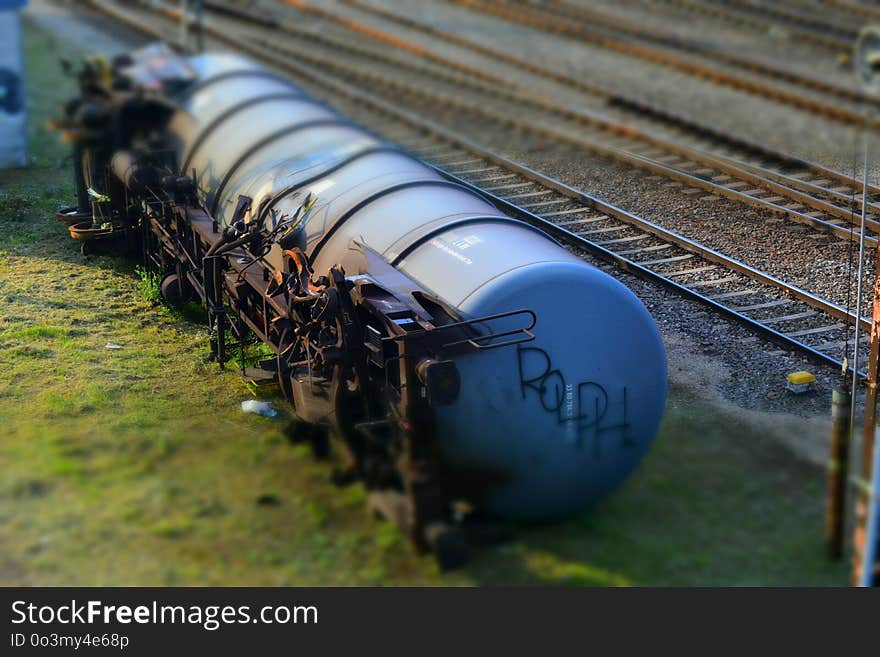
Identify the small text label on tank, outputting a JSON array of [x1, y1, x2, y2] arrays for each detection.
[[517, 345, 633, 457], [450, 234, 482, 250], [429, 238, 474, 265]]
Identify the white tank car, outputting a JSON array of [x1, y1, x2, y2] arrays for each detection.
[[168, 53, 667, 520]]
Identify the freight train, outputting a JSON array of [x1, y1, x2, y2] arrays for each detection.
[[53, 44, 667, 567]]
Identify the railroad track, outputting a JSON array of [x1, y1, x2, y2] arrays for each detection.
[[321, 1, 880, 205], [274, 0, 880, 244], [449, 0, 877, 129], [222, 1, 880, 254], [83, 0, 871, 375], [217, 0, 880, 248], [654, 0, 857, 53], [818, 0, 880, 22], [711, 0, 857, 37]]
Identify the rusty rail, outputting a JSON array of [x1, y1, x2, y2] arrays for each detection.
[[449, 0, 878, 129], [656, 0, 856, 52]]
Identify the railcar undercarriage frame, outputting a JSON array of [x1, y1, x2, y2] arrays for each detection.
[[53, 53, 538, 568]]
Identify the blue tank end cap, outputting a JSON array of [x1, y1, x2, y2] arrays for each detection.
[[0, 0, 26, 9]]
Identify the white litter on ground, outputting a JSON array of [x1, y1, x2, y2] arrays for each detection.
[[105, 342, 123, 350], [241, 400, 277, 418]]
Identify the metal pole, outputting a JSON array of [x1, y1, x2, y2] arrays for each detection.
[[860, 423, 880, 585], [72, 143, 89, 213], [851, 23, 880, 587], [853, 213, 880, 584], [850, 124, 871, 435], [827, 387, 852, 560]]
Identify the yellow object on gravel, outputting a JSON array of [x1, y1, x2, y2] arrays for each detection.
[[786, 371, 816, 393]]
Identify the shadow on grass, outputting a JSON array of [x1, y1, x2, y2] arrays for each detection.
[[458, 388, 846, 586]]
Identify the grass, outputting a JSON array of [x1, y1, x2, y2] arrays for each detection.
[[0, 20, 849, 586], [0, 193, 31, 222]]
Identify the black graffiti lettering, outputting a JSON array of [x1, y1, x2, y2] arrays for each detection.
[[575, 382, 608, 455], [517, 345, 633, 456], [576, 382, 608, 426], [517, 346, 550, 398], [543, 371, 566, 416], [517, 346, 566, 413]]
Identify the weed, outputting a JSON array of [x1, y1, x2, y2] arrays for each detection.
[[227, 331, 276, 371], [135, 265, 163, 306]]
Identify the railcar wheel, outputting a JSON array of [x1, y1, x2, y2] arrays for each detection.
[[160, 273, 194, 307]]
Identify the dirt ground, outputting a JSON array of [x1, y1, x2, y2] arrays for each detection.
[[0, 3, 851, 585]]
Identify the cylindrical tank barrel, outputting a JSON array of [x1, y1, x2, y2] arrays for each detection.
[[167, 53, 668, 520]]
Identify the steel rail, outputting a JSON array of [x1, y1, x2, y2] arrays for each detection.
[[702, 0, 858, 38], [819, 0, 880, 21], [653, 0, 856, 52], [527, 0, 860, 94], [653, 0, 856, 47], [449, 0, 879, 129], [85, 0, 870, 375]]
